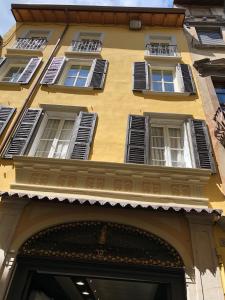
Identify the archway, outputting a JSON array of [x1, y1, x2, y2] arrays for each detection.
[[7, 221, 186, 300]]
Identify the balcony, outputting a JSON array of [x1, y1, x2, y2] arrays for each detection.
[[214, 105, 225, 148], [71, 40, 102, 53], [14, 37, 47, 50], [145, 44, 180, 60]]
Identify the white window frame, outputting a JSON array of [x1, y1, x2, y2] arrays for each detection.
[[149, 116, 196, 169], [21, 29, 52, 40], [151, 69, 175, 93], [58, 58, 95, 88], [0, 58, 29, 84], [29, 111, 77, 159], [69, 31, 104, 53], [149, 65, 180, 93], [145, 34, 179, 58]]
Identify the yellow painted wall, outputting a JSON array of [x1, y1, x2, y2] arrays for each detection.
[[0, 23, 224, 208]]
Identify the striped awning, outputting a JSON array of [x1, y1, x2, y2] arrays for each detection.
[[1, 191, 222, 216]]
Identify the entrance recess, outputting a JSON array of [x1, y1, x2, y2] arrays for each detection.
[[6, 221, 186, 300]]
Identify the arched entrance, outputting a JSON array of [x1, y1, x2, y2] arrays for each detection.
[[7, 221, 186, 300]]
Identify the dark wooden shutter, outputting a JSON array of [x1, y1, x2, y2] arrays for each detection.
[[190, 119, 216, 172], [4, 108, 42, 158], [0, 107, 16, 136], [197, 28, 225, 46], [17, 57, 42, 84], [133, 62, 148, 91], [178, 64, 196, 94], [125, 115, 149, 164], [70, 112, 97, 160], [0, 57, 6, 68], [90, 59, 108, 89], [40, 57, 65, 85]]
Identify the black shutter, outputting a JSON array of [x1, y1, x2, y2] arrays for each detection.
[[70, 112, 97, 160], [0, 107, 16, 136], [40, 57, 65, 85], [179, 64, 196, 94], [190, 119, 216, 172], [90, 59, 108, 89], [133, 62, 148, 91], [0, 57, 6, 68], [17, 57, 42, 84], [125, 115, 149, 164], [4, 108, 42, 158]]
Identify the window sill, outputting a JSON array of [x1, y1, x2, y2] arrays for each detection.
[[46, 84, 94, 91], [65, 50, 101, 57], [142, 90, 191, 97], [0, 81, 22, 87], [194, 43, 225, 49], [144, 53, 182, 61], [6, 48, 44, 56]]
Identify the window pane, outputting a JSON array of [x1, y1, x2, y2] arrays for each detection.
[[79, 66, 90, 77], [152, 82, 163, 92], [2, 66, 24, 82], [35, 119, 60, 158], [168, 128, 184, 167], [151, 127, 165, 166], [68, 66, 79, 76], [164, 83, 174, 92], [152, 70, 162, 81], [53, 120, 74, 158], [75, 78, 87, 87], [64, 77, 75, 86], [163, 71, 173, 82]]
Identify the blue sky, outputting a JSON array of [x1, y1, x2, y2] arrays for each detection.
[[0, 0, 173, 36]]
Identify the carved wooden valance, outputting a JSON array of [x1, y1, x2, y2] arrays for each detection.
[[19, 221, 183, 269]]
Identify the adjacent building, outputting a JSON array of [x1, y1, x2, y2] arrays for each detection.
[[0, 2, 224, 300]]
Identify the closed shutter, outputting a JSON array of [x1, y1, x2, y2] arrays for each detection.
[[4, 108, 42, 158], [40, 57, 65, 85], [0, 107, 16, 136], [70, 112, 97, 160], [90, 59, 108, 89], [190, 119, 216, 172], [197, 28, 225, 46], [133, 62, 148, 91], [0, 57, 6, 68], [17, 57, 42, 84], [125, 115, 149, 164], [178, 64, 196, 94]]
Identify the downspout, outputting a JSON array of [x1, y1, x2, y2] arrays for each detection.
[[0, 24, 69, 156]]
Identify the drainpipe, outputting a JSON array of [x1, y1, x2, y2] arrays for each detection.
[[0, 24, 69, 156]]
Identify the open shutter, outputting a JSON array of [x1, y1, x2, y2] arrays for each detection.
[[17, 57, 42, 84], [40, 57, 65, 85], [4, 108, 42, 158], [90, 59, 108, 89], [133, 62, 148, 91], [70, 112, 97, 160], [190, 119, 216, 172], [0, 107, 16, 136], [0, 57, 6, 68], [125, 115, 149, 164], [178, 64, 196, 94]]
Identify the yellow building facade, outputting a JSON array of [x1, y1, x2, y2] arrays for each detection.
[[0, 3, 224, 300]]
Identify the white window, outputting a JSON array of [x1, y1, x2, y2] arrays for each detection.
[[1, 65, 25, 83], [72, 32, 103, 53], [0, 58, 28, 83], [59, 59, 93, 88], [146, 35, 178, 57], [30, 112, 76, 159], [14, 30, 50, 50], [151, 69, 174, 92], [150, 118, 193, 168], [64, 65, 91, 87]]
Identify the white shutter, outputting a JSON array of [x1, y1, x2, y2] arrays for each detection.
[[17, 57, 42, 84], [40, 57, 65, 85]]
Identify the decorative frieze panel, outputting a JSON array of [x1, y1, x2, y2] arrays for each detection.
[[10, 156, 211, 207], [214, 106, 225, 148]]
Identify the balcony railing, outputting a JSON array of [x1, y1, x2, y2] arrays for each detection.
[[145, 44, 178, 57], [71, 40, 102, 53], [14, 37, 47, 50], [214, 105, 225, 148]]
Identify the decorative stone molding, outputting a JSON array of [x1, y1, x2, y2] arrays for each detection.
[[9, 156, 211, 207]]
